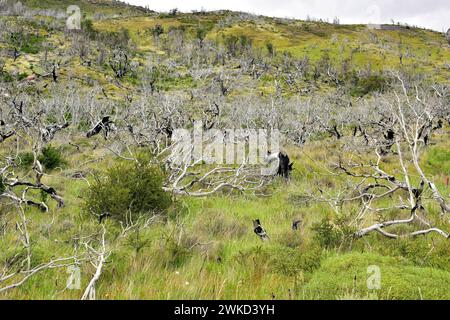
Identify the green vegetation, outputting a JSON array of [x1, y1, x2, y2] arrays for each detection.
[[9, 32, 44, 54], [303, 252, 450, 299], [81, 19, 97, 40], [424, 146, 450, 174]]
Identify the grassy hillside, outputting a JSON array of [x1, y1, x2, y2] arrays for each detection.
[[22, 0, 152, 15]]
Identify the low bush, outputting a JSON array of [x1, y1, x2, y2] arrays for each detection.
[[82, 19, 97, 40], [9, 32, 44, 54], [85, 155, 172, 222], [276, 230, 303, 248], [350, 74, 387, 96], [311, 216, 355, 249]]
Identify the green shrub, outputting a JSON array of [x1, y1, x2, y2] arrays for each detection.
[[266, 42, 275, 57], [311, 216, 355, 249], [38, 145, 66, 170], [40, 189, 48, 204], [10, 33, 44, 54], [196, 26, 207, 43], [0, 72, 13, 82], [350, 75, 387, 96], [17, 72, 28, 81], [18, 152, 34, 168], [85, 155, 172, 222], [161, 235, 192, 268], [303, 252, 450, 299], [424, 146, 450, 174]]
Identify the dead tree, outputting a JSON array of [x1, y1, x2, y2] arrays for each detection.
[[0, 93, 71, 211], [164, 157, 271, 197], [0, 128, 15, 143], [41, 121, 70, 143], [0, 256, 79, 293], [51, 64, 58, 82]]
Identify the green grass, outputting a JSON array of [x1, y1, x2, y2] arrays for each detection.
[[424, 146, 450, 175]]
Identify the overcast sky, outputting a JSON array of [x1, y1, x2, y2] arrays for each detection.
[[124, 0, 449, 32]]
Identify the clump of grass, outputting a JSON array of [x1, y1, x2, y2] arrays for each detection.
[[234, 245, 322, 277], [424, 146, 450, 175]]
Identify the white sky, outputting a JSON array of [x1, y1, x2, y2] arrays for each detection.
[[123, 0, 449, 32]]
